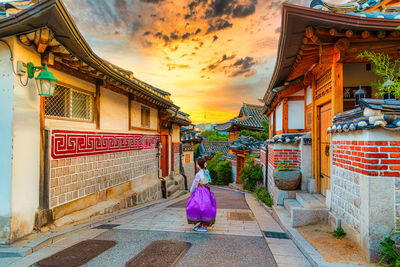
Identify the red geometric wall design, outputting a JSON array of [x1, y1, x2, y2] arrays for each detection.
[[51, 130, 161, 159]]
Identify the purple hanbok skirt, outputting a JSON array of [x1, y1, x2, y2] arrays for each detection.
[[186, 185, 217, 226]]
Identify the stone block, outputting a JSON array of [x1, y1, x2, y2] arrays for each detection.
[[291, 207, 328, 227], [273, 187, 299, 205]]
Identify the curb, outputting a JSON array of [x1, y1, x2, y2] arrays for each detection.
[[272, 206, 367, 267], [0, 191, 188, 258]]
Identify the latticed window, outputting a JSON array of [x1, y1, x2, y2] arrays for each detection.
[[141, 106, 150, 128], [45, 84, 94, 121]]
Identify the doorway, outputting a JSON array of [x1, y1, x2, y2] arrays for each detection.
[[160, 135, 169, 177], [318, 102, 331, 196]]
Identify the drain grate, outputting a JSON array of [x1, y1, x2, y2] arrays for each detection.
[[125, 240, 191, 267], [93, 224, 120, 229], [263, 231, 289, 239], [227, 211, 254, 221], [35, 239, 117, 267]]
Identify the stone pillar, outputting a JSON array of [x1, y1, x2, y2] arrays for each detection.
[[299, 133, 313, 191], [330, 128, 399, 261]]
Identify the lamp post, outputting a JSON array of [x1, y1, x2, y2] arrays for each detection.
[[354, 85, 366, 107], [27, 62, 58, 96], [382, 75, 394, 100]]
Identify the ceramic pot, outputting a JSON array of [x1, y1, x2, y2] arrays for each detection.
[[273, 169, 301, 190]]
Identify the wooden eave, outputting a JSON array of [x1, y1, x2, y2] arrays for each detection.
[[0, 0, 177, 109], [264, 3, 400, 108]]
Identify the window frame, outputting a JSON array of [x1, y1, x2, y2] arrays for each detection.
[[140, 105, 151, 128], [44, 83, 95, 123]]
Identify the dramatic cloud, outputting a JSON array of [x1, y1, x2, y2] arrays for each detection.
[[64, 0, 310, 123]]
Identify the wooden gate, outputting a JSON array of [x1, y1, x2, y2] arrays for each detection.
[[160, 135, 169, 177], [236, 156, 245, 184], [319, 102, 331, 196]]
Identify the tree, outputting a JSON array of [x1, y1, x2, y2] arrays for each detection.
[[238, 120, 269, 141], [357, 51, 400, 98], [201, 130, 229, 141]]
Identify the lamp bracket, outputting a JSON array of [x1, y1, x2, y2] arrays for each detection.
[[27, 62, 44, 79]]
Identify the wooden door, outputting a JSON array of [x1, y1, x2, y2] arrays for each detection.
[[319, 102, 331, 196], [236, 156, 245, 184], [160, 135, 168, 177]]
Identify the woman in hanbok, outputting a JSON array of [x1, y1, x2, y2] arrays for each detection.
[[186, 158, 217, 232]]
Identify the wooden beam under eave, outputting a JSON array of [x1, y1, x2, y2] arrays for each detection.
[[52, 61, 97, 84], [282, 98, 288, 134]]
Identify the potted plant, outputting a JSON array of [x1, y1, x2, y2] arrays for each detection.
[[273, 161, 301, 190]]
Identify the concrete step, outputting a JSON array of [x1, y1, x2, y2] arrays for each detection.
[[273, 205, 293, 228], [296, 193, 325, 209], [167, 184, 179, 197], [284, 199, 302, 215], [291, 207, 329, 228]]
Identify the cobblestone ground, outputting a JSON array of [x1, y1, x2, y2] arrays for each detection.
[[3, 186, 310, 267]]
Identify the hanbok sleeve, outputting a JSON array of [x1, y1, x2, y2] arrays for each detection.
[[190, 172, 201, 193]]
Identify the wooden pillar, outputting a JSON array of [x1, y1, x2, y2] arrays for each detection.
[[282, 98, 288, 134], [311, 75, 319, 189], [95, 79, 101, 129], [128, 95, 132, 130], [331, 62, 343, 116]]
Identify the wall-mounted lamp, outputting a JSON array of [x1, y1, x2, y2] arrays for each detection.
[[27, 62, 57, 96]]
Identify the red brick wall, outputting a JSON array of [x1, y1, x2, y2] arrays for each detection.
[[260, 149, 267, 166], [332, 141, 400, 177], [268, 146, 300, 169]]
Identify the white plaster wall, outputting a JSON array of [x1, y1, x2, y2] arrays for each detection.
[[275, 104, 283, 132], [10, 37, 41, 240], [172, 124, 181, 143], [130, 100, 158, 130], [288, 100, 305, 129], [0, 38, 15, 243], [100, 88, 129, 131], [306, 86, 312, 105]]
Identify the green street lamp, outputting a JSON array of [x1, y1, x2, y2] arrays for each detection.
[[27, 62, 58, 96]]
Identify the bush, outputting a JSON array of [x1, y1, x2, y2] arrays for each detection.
[[207, 152, 232, 185], [241, 155, 263, 191], [379, 223, 400, 266], [254, 186, 273, 207], [201, 130, 229, 141], [238, 120, 269, 141], [214, 160, 233, 185]]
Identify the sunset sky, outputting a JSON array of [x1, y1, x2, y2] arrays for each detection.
[[64, 0, 309, 124]]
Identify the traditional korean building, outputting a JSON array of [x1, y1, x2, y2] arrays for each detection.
[[263, 3, 400, 261], [214, 103, 268, 142], [0, 0, 190, 244], [180, 125, 202, 188]]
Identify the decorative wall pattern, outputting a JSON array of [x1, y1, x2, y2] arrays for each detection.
[[51, 130, 160, 159]]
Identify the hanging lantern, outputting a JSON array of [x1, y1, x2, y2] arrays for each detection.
[[354, 85, 366, 107], [27, 62, 58, 96]]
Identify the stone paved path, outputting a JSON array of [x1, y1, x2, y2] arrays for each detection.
[[2, 186, 310, 267]]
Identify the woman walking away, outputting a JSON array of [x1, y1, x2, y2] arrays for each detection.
[[186, 158, 217, 232]]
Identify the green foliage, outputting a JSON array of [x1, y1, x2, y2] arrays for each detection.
[[238, 120, 269, 141], [194, 144, 200, 159], [332, 227, 346, 239], [276, 161, 293, 171], [241, 155, 263, 191], [207, 152, 232, 185], [201, 130, 229, 141], [254, 186, 273, 207], [357, 51, 400, 98], [379, 223, 400, 266]]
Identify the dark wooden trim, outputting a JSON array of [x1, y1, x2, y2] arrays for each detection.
[[39, 96, 46, 209], [128, 95, 132, 130], [95, 79, 101, 129], [52, 61, 97, 84], [283, 98, 288, 134], [287, 96, 304, 101]]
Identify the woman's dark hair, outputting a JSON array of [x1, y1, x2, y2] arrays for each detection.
[[197, 158, 206, 169]]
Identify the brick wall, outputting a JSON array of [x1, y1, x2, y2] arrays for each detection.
[[332, 141, 400, 177], [48, 130, 161, 208], [268, 146, 300, 168]]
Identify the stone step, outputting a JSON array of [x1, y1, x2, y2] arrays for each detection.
[[273, 205, 293, 228], [296, 193, 326, 209], [291, 207, 328, 228], [284, 199, 302, 215], [167, 184, 179, 197]]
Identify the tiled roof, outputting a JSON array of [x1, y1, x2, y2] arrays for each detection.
[[181, 128, 202, 143], [229, 136, 263, 154], [198, 141, 229, 158], [311, 0, 400, 18], [266, 134, 306, 144], [328, 99, 400, 133], [214, 103, 268, 132]]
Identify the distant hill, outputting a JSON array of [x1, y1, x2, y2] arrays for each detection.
[[195, 123, 213, 132]]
